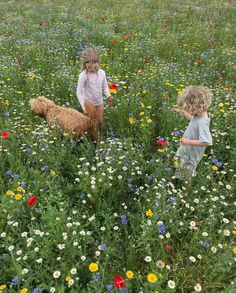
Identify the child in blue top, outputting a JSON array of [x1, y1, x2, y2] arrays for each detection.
[[173, 86, 213, 181]]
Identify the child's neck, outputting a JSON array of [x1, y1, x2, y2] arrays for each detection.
[[198, 110, 208, 118]]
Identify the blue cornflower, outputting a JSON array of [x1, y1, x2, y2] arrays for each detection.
[[12, 276, 18, 285], [121, 214, 128, 225], [13, 174, 18, 179], [169, 197, 176, 203], [202, 241, 210, 248], [147, 175, 153, 181], [33, 289, 41, 293], [6, 170, 12, 176], [174, 130, 181, 136], [21, 182, 26, 189], [156, 200, 161, 206], [24, 147, 31, 153], [166, 205, 171, 211], [159, 224, 166, 234], [99, 243, 107, 250], [41, 165, 49, 171], [105, 284, 113, 291], [127, 178, 133, 184], [216, 162, 222, 168], [165, 167, 171, 171], [93, 273, 100, 281]]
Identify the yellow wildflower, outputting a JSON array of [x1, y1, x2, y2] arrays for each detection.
[[129, 117, 135, 124], [232, 230, 236, 235], [233, 247, 236, 254], [218, 103, 224, 107], [50, 170, 56, 176], [6, 190, 14, 196], [212, 166, 218, 171], [65, 275, 72, 282], [21, 289, 28, 293], [0, 285, 7, 290], [89, 263, 99, 272], [147, 118, 152, 124], [2, 100, 9, 107], [147, 273, 157, 283], [146, 209, 153, 217], [140, 112, 145, 116], [126, 270, 134, 279], [16, 186, 24, 192], [158, 149, 164, 153], [15, 194, 23, 200], [174, 160, 179, 167]]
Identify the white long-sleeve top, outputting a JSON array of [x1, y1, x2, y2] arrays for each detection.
[[76, 69, 110, 111]]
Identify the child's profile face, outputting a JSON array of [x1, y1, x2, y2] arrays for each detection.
[[85, 60, 99, 72]]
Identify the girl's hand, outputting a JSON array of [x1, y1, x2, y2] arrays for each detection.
[[108, 96, 113, 107], [180, 138, 191, 145], [172, 108, 182, 115]]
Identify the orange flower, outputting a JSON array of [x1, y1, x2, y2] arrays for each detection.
[[165, 243, 173, 252], [210, 40, 216, 46]]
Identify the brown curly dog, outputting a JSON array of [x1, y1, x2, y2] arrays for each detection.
[[29, 96, 98, 142]]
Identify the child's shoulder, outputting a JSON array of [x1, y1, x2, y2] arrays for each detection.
[[79, 70, 87, 79], [98, 68, 106, 75]]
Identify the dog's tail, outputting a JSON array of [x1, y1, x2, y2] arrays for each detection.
[[84, 100, 97, 120]]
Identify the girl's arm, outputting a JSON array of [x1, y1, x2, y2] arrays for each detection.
[[102, 71, 113, 106], [76, 72, 87, 112], [173, 108, 193, 121], [181, 139, 208, 146]]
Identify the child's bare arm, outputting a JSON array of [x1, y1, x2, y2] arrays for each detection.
[[181, 139, 208, 146], [173, 108, 193, 121]]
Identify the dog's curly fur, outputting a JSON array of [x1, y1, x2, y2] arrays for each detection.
[[30, 96, 98, 142]]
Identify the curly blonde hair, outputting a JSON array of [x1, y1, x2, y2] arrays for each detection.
[[178, 86, 211, 116], [81, 48, 100, 71]]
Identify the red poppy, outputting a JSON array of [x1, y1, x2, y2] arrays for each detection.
[[138, 67, 144, 73], [113, 275, 125, 289], [0, 131, 10, 138], [109, 83, 118, 91], [224, 87, 232, 91], [164, 243, 173, 252], [156, 138, 168, 147], [210, 40, 216, 46], [27, 196, 37, 206], [112, 39, 119, 45]]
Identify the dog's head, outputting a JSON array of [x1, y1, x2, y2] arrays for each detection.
[[30, 96, 56, 117]]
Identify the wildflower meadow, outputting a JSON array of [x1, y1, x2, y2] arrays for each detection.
[[0, 0, 235, 292]]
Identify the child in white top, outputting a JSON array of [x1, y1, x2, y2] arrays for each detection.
[[173, 86, 213, 181], [76, 48, 113, 137]]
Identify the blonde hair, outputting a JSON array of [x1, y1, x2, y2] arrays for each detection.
[[81, 48, 100, 71], [178, 86, 211, 116]]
